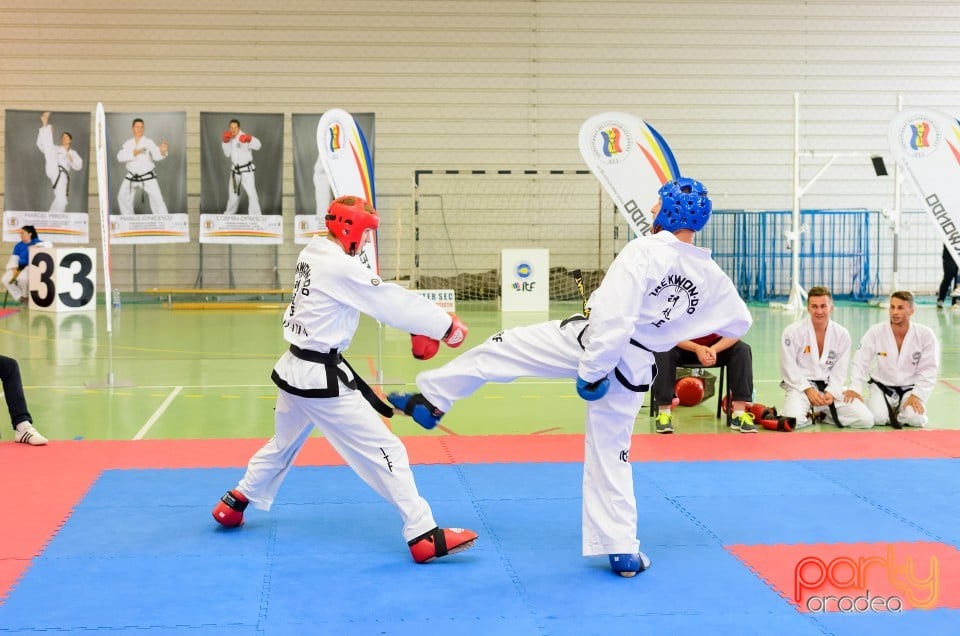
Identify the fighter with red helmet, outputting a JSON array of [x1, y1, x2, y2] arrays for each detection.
[[212, 196, 475, 564]]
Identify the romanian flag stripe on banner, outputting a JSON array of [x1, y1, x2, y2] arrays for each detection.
[[317, 108, 379, 274], [579, 111, 680, 237], [888, 108, 960, 269]]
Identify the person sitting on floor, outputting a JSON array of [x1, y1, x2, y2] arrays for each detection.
[[844, 291, 939, 428]]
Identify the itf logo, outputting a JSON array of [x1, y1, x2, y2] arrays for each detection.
[[512, 261, 536, 293]]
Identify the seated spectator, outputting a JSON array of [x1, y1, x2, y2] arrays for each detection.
[[2, 225, 41, 305], [845, 291, 939, 428], [0, 354, 48, 445], [651, 334, 756, 434]]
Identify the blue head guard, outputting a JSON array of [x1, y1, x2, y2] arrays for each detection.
[[655, 177, 712, 232]]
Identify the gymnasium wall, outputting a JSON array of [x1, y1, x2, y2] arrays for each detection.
[[2, 1, 959, 293]]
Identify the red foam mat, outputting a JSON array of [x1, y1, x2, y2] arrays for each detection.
[[729, 541, 960, 612], [2, 429, 959, 602]]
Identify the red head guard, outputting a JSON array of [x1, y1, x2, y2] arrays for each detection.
[[674, 376, 705, 407], [325, 195, 379, 256]]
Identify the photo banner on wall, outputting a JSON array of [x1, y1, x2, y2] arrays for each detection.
[[3, 109, 91, 244], [106, 111, 189, 244], [199, 112, 284, 244], [291, 112, 375, 245]]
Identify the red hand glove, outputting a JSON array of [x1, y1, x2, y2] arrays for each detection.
[[442, 314, 467, 348], [411, 334, 440, 360], [222, 131, 234, 143], [239, 134, 252, 143]]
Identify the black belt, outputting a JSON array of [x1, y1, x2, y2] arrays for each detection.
[[231, 162, 255, 194], [125, 171, 157, 182], [126, 171, 158, 203], [52, 166, 70, 196], [868, 379, 913, 429], [566, 316, 653, 393], [811, 380, 842, 427], [271, 344, 393, 418]]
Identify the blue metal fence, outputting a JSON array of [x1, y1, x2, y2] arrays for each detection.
[[700, 209, 879, 302]]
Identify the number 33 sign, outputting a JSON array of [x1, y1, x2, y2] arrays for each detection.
[[27, 247, 97, 312]]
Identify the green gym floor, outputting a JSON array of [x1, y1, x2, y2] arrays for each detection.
[[2, 299, 959, 441]]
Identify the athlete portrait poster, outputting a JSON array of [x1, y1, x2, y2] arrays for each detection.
[[3, 108, 91, 243], [199, 112, 283, 244], [105, 111, 188, 243]]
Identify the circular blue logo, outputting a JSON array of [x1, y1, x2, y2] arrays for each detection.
[[515, 262, 533, 279]]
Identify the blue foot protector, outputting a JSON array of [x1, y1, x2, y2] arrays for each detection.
[[387, 392, 444, 430], [609, 551, 652, 578]]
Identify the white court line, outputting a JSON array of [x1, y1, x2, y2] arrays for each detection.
[[134, 386, 183, 440]]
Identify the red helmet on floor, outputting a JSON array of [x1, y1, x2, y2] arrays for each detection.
[[325, 196, 379, 256], [675, 376, 705, 406]]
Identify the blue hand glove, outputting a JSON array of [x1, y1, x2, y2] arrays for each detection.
[[576, 376, 609, 401]]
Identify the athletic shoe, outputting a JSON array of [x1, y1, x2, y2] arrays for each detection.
[[730, 412, 758, 433], [654, 411, 674, 434], [14, 423, 48, 446], [408, 527, 478, 563], [609, 551, 652, 578], [937, 299, 945, 309], [952, 285, 960, 299], [387, 392, 444, 430]]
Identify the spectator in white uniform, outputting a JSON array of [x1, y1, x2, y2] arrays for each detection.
[[389, 178, 753, 578], [778, 286, 874, 428], [845, 290, 940, 428], [221, 119, 262, 215], [116, 118, 169, 215], [36, 111, 82, 214]]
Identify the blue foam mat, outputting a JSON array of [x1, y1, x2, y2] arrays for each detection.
[[1, 459, 957, 635]]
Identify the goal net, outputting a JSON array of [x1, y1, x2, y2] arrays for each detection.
[[412, 170, 622, 302]]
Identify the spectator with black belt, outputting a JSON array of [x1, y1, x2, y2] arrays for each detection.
[[778, 286, 873, 428], [845, 290, 939, 428]]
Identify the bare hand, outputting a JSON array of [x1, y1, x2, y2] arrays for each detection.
[[842, 389, 863, 404], [695, 345, 716, 366], [159, 141, 169, 156], [805, 387, 828, 407], [903, 394, 925, 415]]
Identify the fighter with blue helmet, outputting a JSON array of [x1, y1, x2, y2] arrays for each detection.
[[390, 177, 753, 577]]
